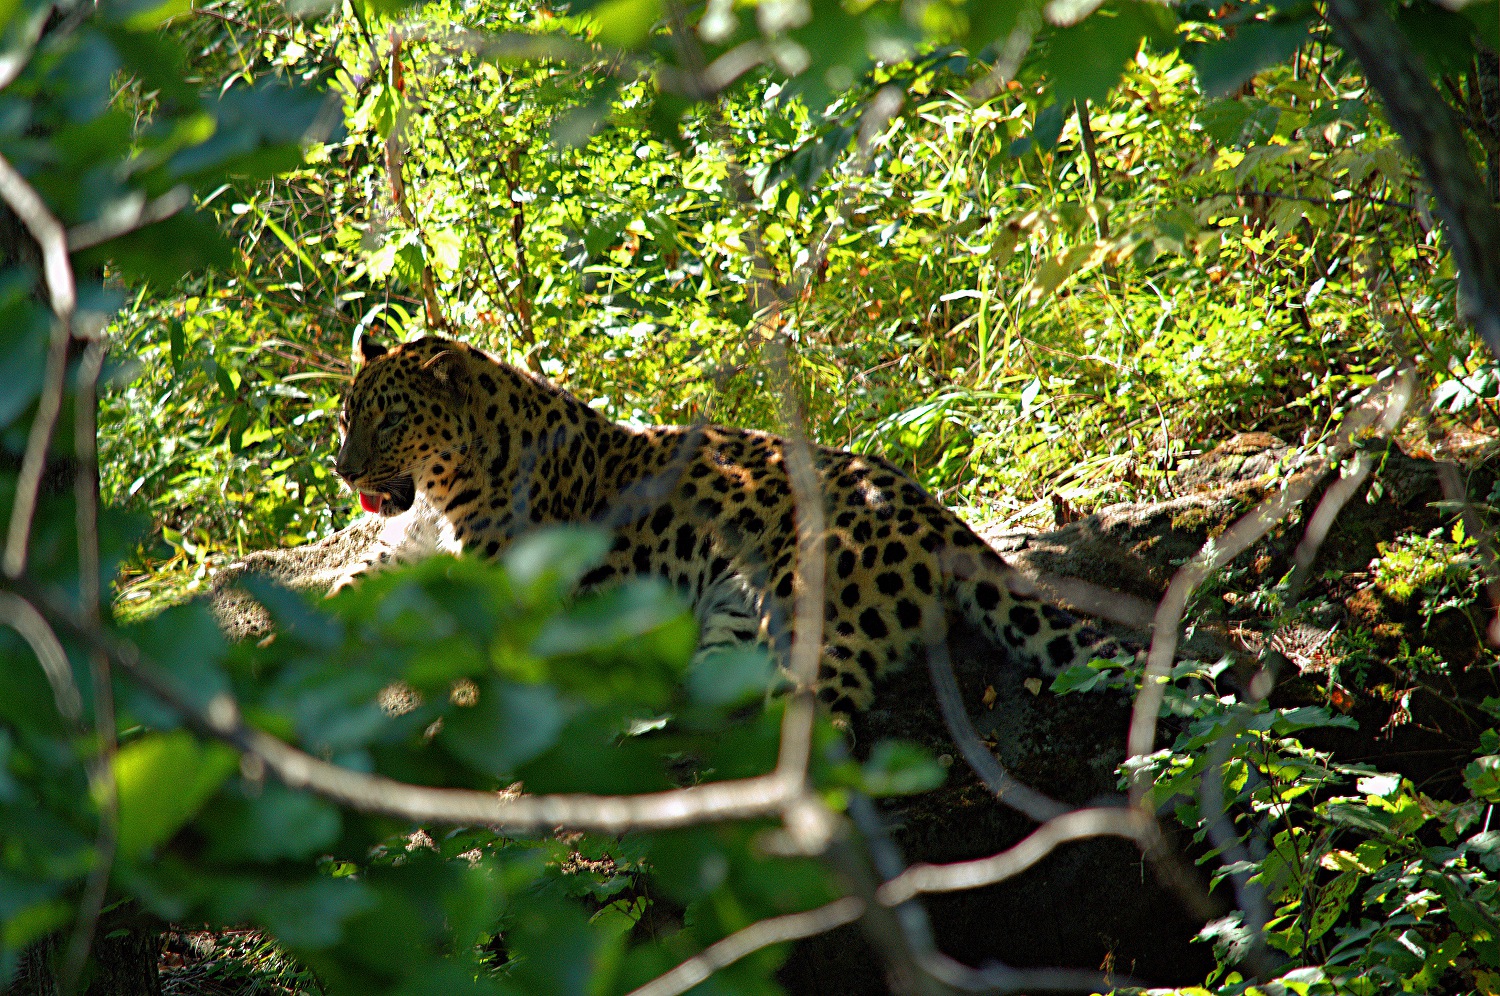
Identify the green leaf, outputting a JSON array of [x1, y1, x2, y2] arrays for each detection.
[[1466, 755, 1500, 802], [252, 876, 377, 950], [859, 740, 945, 796], [121, 602, 232, 729], [1040, 1, 1177, 106], [205, 782, 342, 863], [390, 960, 509, 996], [263, 214, 318, 272], [79, 211, 233, 288], [437, 679, 566, 776], [0, 888, 71, 953], [167, 317, 186, 375], [531, 578, 696, 705], [762, 124, 857, 192], [964, 0, 1038, 57], [111, 731, 238, 861], [504, 525, 612, 599], [168, 81, 323, 182], [0, 296, 47, 429], [589, 0, 663, 48], [1321, 800, 1394, 835], [1187, 18, 1310, 98], [1049, 662, 1110, 694], [1009, 100, 1066, 156], [1396, 3, 1481, 77], [1306, 870, 1359, 942], [687, 646, 779, 707], [111, 0, 191, 30]]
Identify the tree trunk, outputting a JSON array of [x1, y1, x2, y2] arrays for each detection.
[[6, 908, 160, 996], [1475, 49, 1500, 203], [1327, 0, 1500, 358]]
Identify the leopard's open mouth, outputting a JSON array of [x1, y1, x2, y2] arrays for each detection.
[[358, 473, 415, 515]]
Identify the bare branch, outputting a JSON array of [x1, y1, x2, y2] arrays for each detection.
[[1286, 365, 1415, 598], [877, 806, 1149, 906], [0, 5, 50, 93], [67, 186, 193, 252], [0, 590, 80, 722], [1119, 369, 1413, 978], [62, 337, 116, 996], [1196, 714, 1275, 980], [923, 626, 1071, 823], [17, 593, 811, 833], [1125, 369, 1414, 800], [626, 897, 865, 996], [768, 339, 825, 776], [0, 148, 76, 579], [963, 21, 1037, 106], [658, 40, 770, 98]]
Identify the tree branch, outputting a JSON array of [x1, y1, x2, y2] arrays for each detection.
[[19, 587, 816, 833], [876, 806, 1149, 906], [62, 337, 116, 996], [1327, 0, 1500, 358], [67, 186, 193, 252], [626, 897, 866, 996], [922, 624, 1072, 823], [1125, 368, 1414, 796], [0, 149, 76, 579]]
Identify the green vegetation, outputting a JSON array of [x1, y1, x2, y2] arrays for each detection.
[[4, 0, 1500, 993]]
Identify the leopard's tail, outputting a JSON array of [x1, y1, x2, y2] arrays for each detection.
[[945, 539, 1120, 676]]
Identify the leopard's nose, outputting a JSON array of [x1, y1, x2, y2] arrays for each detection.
[[334, 440, 361, 481]]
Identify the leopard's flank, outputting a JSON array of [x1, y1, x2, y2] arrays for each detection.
[[333, 334, 1116, 709]]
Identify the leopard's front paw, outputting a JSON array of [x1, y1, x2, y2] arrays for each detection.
[[326, 569, 363, 598]]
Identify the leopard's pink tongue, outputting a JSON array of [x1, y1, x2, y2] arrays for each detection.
[[359, 492, 384, 514]]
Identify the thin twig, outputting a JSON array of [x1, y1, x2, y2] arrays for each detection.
[[1075, 100, 1109, 241], [0, 149, 77, 579], [625, 897, 866, 996], [20, 590, 804, 832], [963, 22, 1038, 106], [382, 29, 448, 332], [1125, 371, 1412, 800], [923, 624, 1070, 823], [1121, 369, 1413, 981], [67, 186, 193, 251], [767, 341, 824, 770], [193, 5, 295, 43], [877, 806, 1148, 906], [1196, 713, 1276, 980], [1213, 186, 1416, 212], [0, 591, 80, 722], [1023, 568, 1157, 631], [0, 5, 49, 93], [61, 338, 116, 996]]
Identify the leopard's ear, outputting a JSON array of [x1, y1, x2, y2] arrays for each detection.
[[354, 331, 388, 369], [421, 349, 469, 401]]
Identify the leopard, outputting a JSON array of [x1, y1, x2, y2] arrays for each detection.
[[332, 333, 1119, 710]]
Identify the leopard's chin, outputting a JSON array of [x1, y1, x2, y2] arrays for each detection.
[[383, 473, 416, 513]]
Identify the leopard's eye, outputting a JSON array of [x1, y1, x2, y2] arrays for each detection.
[[378, 409, 405, 432]]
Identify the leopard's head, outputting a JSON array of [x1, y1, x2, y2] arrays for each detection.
[[335, 333, 471, 514]]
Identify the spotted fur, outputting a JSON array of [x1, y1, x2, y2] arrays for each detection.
[[333, 334, 1117, 709]]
